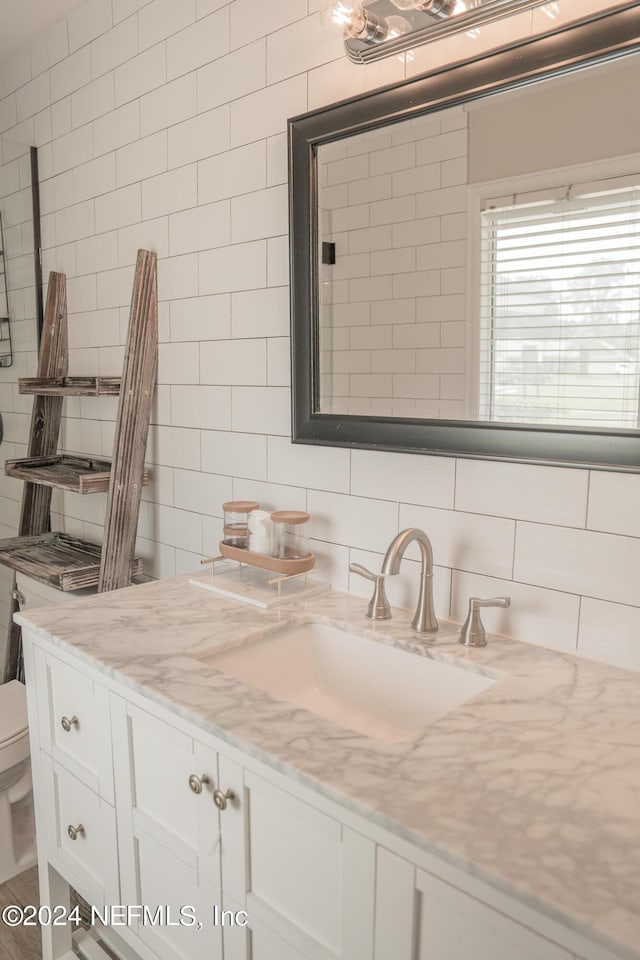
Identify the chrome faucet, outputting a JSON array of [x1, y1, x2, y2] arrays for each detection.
[[382, 528, 438, 635]]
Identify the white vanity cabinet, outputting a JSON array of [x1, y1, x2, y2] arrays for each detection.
[[21, 629, 614, 960]]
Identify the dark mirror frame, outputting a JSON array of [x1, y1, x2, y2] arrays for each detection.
[[289, 4, 640, 471]]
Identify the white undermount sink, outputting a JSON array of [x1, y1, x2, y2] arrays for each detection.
[[202, 621, 494, 743]]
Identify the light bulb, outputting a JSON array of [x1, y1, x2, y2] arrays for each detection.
[[321, 0, 410, 43], [320, 1, 366, 38], [384, 15, 412, 38]]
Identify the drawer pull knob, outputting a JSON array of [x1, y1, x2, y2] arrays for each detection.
[[67, 824, 85, 841], [213, 788, 235, 811], [188, 774, 210, 795], [61, 715, 79, 732]]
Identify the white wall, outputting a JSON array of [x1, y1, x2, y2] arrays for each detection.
[[0, 0, 639, 673]]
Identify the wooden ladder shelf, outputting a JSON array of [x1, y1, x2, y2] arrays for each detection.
[[18, 376, 122, 396], [2, 249, 157, 681]]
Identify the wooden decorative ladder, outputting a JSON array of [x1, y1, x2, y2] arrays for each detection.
[[1, 248, 157, 682]]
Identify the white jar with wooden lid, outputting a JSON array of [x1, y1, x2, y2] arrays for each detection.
[[223, 501, 259, 549], [270, 511, 310, 560]]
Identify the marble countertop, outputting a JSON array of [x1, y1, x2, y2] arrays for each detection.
[[16, 574, 640, 960]]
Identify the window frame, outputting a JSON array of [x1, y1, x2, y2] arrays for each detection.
[[467, 154, 640, 425]]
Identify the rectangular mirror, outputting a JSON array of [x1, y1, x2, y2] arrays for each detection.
[[289, 5, 640, 469]]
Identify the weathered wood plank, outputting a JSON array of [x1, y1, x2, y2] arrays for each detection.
[[18, 376, 121, 396], [6, 455, 110, 493], [61, 557, 143, 591], [99, 249, 157, 592], [5, 455, 149, 494], [0, 532, 81, 551], [0, 531, 143, 591]]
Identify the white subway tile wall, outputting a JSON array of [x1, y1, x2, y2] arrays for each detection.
[[0, 0, 638, 675]]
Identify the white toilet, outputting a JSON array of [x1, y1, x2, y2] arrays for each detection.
[[0, 679, 37, 883]]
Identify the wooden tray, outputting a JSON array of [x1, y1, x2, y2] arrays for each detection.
[[219, 542, 315, 576], [18, 376, 121, 396], [5, 455, 150, 494], [0, 531, 144, 591]]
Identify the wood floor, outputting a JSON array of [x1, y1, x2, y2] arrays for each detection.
[[0, 866, 42, 960]]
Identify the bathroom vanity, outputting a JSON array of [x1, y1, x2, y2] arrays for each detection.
[[16, 575, 640, 960]]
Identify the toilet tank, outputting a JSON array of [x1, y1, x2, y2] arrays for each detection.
[[15, 574, 93, 611]]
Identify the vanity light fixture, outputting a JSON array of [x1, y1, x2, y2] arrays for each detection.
[[322, 0, 566, 64]]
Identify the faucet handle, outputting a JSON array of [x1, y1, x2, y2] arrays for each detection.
[[459, 596, 510, 647], [349, 563, 391, 621]]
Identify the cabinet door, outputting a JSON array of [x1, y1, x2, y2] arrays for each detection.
[[220, 764, 376, 960], [134, 832, 221, 960], [34, 646, 114, 802], [415, 868, 573, 960], [111, 698, 223, 960], [374, 847, 573, 960], [39, 752, 119, 909]]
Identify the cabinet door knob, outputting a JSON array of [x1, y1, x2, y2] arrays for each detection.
[[67, 824, 85, 841], [213, 788, 235, 811], [188, 774, 211, 795], [61, 715, 79, 732]]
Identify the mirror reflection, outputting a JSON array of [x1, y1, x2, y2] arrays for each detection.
[[316, 54, 640, 429]]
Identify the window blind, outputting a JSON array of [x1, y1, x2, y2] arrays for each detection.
[[478, 181, 640, 428]]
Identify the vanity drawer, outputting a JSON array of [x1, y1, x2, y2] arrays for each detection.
[[39, 752, 119, 909], [34, 646, 114, 802]]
